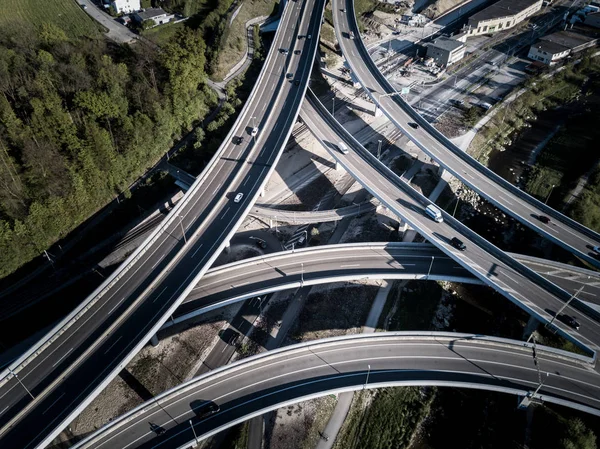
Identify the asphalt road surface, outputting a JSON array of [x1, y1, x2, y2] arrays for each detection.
[[72, 333, 600, 449], [334, 0, 600, 269], [299, 91, 600, 356], [0, 0, 323, 447]]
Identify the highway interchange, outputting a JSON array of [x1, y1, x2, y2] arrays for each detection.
[[73, 334, 600, 449], [0, 0, 323, 447], [333, 0, 600, 268], [1, 0, 600, 447]]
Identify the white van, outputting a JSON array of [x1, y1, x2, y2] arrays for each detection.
[[425, 205, 443, 223], [338, 142, 349, 155]]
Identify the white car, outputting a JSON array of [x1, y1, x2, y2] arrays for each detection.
[[593, 245, 600, 253], [234, 193, 244, 203], [251, 127, 258, 136]]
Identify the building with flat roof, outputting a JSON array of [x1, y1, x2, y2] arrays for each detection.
[[133, 7, 175, 27], [528, 30, 597, 64], [426, 37, 466, 66], [466, 0, 543, 37]]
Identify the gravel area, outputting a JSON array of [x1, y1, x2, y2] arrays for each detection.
[[69, 306, 240, 437]]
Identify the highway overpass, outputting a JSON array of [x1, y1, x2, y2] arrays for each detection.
[[333, 0, 600, 269], [299, 89, 600, 358], [0, 1, 325, 447], [174, 243, 600, 325], [72, 333, 600, 449]]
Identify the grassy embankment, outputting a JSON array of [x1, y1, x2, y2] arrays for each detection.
[[0, 0, 104, 38]]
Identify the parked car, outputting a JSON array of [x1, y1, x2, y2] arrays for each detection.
[[537, 215, 550, 224], [234, 193, 244, 203], [450, 237, 466, 251]]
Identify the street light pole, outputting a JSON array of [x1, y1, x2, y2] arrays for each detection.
[[544, 184, 555, 204], [178, 215, 187, 243], [426, 256, 435, 280], [452, 198, 460, 217], [189, 420, 199, 445], [300, 262, 304, 284], [8, 368, 35, 399], [377, 140, 382, 159], [364, 364, 371, 389], [332, 94, 335, 117], [548, 286, 584, 327]]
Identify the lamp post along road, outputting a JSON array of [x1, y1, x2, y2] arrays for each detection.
[[8, 368, 35, 400], [547, 286, 584, 328], [426, 256, 435, 280], [189, 420, 199, 445], [178, 215, 187, 244]]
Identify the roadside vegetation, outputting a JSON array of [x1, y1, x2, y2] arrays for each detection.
[[0, 0, 104, 39], [0, 23, 218, 279], [333, 388, 435, 449]]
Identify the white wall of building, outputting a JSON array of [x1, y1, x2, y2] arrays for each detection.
[[467, 0, 543, 37], [111, 0, 141, 14]]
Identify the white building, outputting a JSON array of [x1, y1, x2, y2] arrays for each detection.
[[426, 37, 466, 67], [466, 0, 543, 38], [133, 7, 176, 27], [528, 30, 597, 65], [111, 0, 140, 14]]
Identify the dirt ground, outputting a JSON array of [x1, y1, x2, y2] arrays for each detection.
[[266, 396, 337, 449], [69, 305, 240, 437]]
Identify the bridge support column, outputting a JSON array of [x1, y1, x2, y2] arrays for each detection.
[[374, 104, 383, 117], [335, 161, 341, 171], [224, 240, 231, 253], [150, 334, 159, 347], [260, 188, 265, 197]]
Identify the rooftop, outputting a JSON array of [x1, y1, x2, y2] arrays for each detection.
[[427, 37, 464, 52], [540, 30, 596, 50], [531, 40, 570, 55], [135, 7, 169, 20], [469, 0, 540, 23]]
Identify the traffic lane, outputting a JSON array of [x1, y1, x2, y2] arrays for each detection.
[[0, 0, 313, 444], [180, 247, 600, 317], [188, 250, 458, 298], [302, 104, 600, 353], [78, 338, 600, 449], [335, 0, 600, 265], [0, 1, 296, 422]]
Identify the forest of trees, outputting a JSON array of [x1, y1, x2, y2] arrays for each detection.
[[0, 22, 218, 278]]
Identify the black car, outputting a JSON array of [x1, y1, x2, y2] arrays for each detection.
[[294, 49, 302, 55], [294, 79, 300, 86], [450, 237, 466, 251], [537, 215, 550, 224], [557, 314, 580, 330], [408, 122, 420, 129], [191, 401, 221, 419], [235, 136, 244, 145], [286, 72, 293, 79]]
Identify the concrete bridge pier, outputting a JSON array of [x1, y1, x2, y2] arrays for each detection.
[[150, 334, 159, 347]]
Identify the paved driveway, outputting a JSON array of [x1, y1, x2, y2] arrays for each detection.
[[79, 0, 138, 44]]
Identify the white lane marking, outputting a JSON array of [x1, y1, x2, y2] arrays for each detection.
[[152, 286, 169, 303], [0, 405, 8, 416], [340, 264, 360, 268], [220, 207, 231, 220], [191, 244, 205, 258], [213, 183, 222, 195], [107, 301, 122, 316], [151, 258, 161, 269], [42, 392, 65, 415], [243, 176, 251, 186], [103, 336, 123, 355], [51, 348, 74, 368]]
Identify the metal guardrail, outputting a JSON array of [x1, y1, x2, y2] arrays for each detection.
[[303, 89, 597, 360], [339, 0, 600, 268], [72, 331, 596, 449]]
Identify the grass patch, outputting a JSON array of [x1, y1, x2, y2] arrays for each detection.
[[334, 388, 435, 449], [0, 0, 104, 38], [142, 21, 185, 46], [212, 0, 279, 81], [321, 22, 335, 43]]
